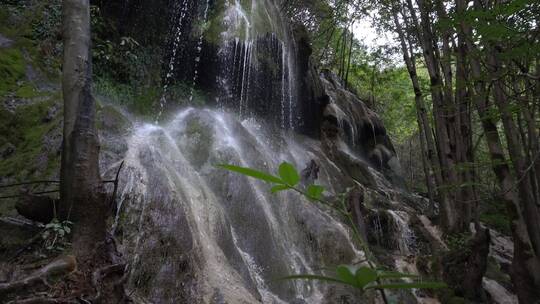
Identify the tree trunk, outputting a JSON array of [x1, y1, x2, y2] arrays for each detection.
[[454, 0, 540, 300], [405, 0, 460, 232], [488, 51, 540, 259], [60, 0, 106, 258], [391, 6, 438, 211]]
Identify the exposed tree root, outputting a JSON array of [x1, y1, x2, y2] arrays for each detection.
[[0, 255, 77, 296], [90, 263, 127, 302]]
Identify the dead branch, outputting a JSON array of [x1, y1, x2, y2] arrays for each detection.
[[0, 256, 77, 296], [110, 161, 125, 207], [0, 181, 60, 189], [0, 190, 59, 200], [0, 216, 40, 228]]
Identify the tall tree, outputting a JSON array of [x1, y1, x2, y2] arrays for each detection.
[[61, 0, 106, 258]]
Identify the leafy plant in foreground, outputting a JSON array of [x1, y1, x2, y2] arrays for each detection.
[[218, 162, 446, 294], [40, 219, 73, 252]]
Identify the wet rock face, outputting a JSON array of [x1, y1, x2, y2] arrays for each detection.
[[290, 26, 404, 185], [114, 109, 372, 303], [317, 71, 404, 186], [95, 1, 403, 183], [293, 24, 328, 138]]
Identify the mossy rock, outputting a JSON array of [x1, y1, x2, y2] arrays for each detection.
[[0, 95, 61, 181], [97, 103, 132, 134]]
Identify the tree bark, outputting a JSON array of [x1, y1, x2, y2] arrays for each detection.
[[60, 0, 106, 258]]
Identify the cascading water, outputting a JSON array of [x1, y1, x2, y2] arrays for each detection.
[[188, 0, 210, 102], [215, 0, 298, 128], [115, 108, 366, 303], [109, 1, 430, 303], [157, 0, 190, 122]]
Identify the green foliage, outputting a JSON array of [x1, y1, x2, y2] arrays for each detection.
[[217, 162, 326, 200], [40, 218, 73, 252], [306, 184, 325, 201], [94, 77, 158, 116], [30, 1, 62, 42], [284, 264, 403, 290], [217, 163, 284, 184], [278, 162, 300, 186], [480, 198, 511, 235], [446, 233, 472, 253]]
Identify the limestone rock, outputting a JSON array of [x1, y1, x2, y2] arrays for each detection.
[[0, 33, 13, 48]]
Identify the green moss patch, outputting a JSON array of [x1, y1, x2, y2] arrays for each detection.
[[0, 48, 25, 96], [0, 95, 61, 181]]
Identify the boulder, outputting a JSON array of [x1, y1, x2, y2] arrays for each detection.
[[15, 194, 56, 224]]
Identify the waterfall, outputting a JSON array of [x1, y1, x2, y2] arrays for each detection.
[[387, 210, 416, 255], [216, 0, 298, 128], [188, 0, 211, 102], [115, 108, 364, 303], [107, 1, 427, 303], [157, 0, 190, 122]]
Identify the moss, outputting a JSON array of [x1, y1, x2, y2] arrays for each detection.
[[15, 83, 40, 98], [0, 48, 25, 96], [204, 0, 227, 45], [0, 96, 61, 181]]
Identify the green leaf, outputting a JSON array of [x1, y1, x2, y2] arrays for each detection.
[[278, 162, 300, 186], [271, 184, 290, 193], [306, 184, 325, 201], [336, 265, 357, 286], [366, 281, 447, 290], [217, 164, 284, 184], [355, 267, 378, 289], [279, 274, 347, 285]]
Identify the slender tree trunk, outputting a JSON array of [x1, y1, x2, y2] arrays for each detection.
[[391, 6, 438, 210], [454, 12, 476, 231], [454, 0, 540, 300], [61, 0, 106, 258], [344, 23, 354, 88], [488, 51, 540, 258], [406, 0, 460, 232]]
